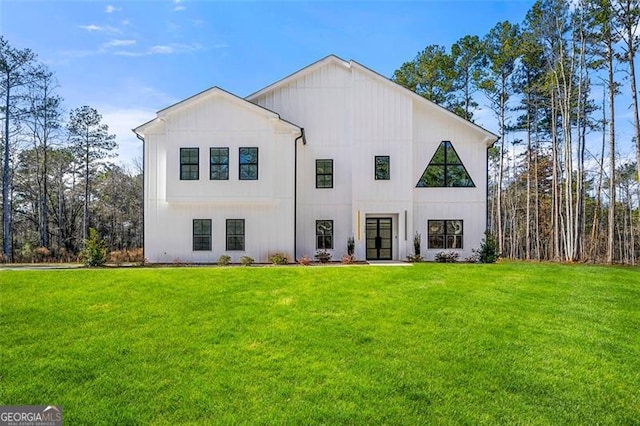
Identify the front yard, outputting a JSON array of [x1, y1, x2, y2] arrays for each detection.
[[1, 263, 639, 424]]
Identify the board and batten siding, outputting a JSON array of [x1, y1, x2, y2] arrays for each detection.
[[412, 100, 490, 260], [138, 55, 497, 263], [142, 89, 299, 263]]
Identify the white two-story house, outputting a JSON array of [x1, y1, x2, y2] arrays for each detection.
[[134, 55, 498, 263]]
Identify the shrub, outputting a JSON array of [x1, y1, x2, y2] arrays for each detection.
[[269, 252, 289, 265], [478, 231, 499, 263], [35, 246, 51, 262], [298, 255, 312, 266], [434, 251, 459, 263], [406, 253, 423, 263], [218, 255, 231, 266], [240, 256, 254, 266], [80, 228, 108, 267], [109, 250, 125, 266], [109, 249, 144, 266], [315, 250, 332, 263], [341, 254, 355, 264], [466, 251, 481, 263]]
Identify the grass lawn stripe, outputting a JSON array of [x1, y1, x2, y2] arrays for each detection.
[[1, 263, 639, 424]]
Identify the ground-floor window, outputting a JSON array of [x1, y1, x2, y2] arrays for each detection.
[[428, 220, 463, 249], [316, 220, 333, 249], [193, 219, 212, 251], [226, 219, 245, 251]]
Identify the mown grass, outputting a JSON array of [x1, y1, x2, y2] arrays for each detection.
[[1, 262, 639, 424]]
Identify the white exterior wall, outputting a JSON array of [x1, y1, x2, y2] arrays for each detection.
[[139, 56, 496, 263], [412, 101, 489, 260], [143, 90, 297, 263], [251, 59, 492, 261], [253, 62, 354, 260]]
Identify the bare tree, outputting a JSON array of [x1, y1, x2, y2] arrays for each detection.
[[0, 37, 36, 260]]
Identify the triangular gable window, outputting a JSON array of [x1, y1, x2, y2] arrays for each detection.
[[416, 141, 475, 187]]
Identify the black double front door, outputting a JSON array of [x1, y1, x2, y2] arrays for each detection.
[[366, 218, 392, 260]]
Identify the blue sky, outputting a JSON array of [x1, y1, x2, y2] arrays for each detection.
[[4, 0, 634, 168]]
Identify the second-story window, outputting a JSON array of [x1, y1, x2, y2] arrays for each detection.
[[210, 147, 229, 180], [180, 148, 199, 180], [375, 156, 390, 180], [316, 159, 333, 188], [239, 147, 258, 180]]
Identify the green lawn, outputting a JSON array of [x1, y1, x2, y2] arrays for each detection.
[[1, 263, 639, 424]]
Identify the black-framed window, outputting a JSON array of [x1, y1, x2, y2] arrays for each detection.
[[210, 147, 229, 180], [416, 141, 474, 187], [428, 220, 463, 249], [316, 220, 333, 249], [180, 148, 199, 180], [193, 219, 211, 251], [316, 159, 333, 188], [239, 147, 258, 180], [375, 156, 390, 180], [226, 219, 245, 251]]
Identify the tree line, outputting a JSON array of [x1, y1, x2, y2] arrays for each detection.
[[394, 0, 639, 264], [0, 36, 142, 263], [2, 0, 638, 265]]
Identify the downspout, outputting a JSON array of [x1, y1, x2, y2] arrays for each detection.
[[293, 128, 306, 260], [136, 132, 145, 262], [486, 136, 500, 233]]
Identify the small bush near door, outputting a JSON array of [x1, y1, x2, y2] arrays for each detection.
[[434, 251, 459, 263]]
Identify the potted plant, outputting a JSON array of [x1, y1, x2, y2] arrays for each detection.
[[347, 236, 355, 256]]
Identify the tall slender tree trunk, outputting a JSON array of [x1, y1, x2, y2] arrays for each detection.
[[83, 138, 89, 242], [628, 32, 640, 183], [551, 90, 561, 261], [590, 88, 606, 262], [526, 98, 532, 261], [2, 80, 11, 260], [497, 87, 505, 255], [607, 37, 616, 264]]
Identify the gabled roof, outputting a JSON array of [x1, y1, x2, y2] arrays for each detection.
[[133, 86, 301, 137], [246, 54, 499, 146]]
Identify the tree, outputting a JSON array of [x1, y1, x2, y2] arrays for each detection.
[[587, 0, 620, 263], [451, 35, 484, 121], [393, 45, 457, 108], [0, 36, 37, 260], [611, 0, 640, 182], [67, 106, 116, 242], [23, 66, 63, 248], [477, 21, 522, 254]]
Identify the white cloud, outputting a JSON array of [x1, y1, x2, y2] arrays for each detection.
[[114, 42, 201, 57], [173, 0, 185, 11], [149, 45, 174, 54], [104, 39, 137, 48], [150, 43, 200, 55], [78, 24, 121, 34], [105, 5, 121, 14], [78, 24, 102, 32]]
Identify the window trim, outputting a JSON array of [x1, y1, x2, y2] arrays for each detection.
[[375, 155, 390, 180], [180, 147, 199, 181], [316, 220, 334, 250], [192, 219, 211, 251], [210, 147, 229, 180], [239, 147, 258, 180], [226, 219, 245, 251], [427, 219, 464, 250], [416, 141, 475, 188], [316, 159, 334, 189]]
